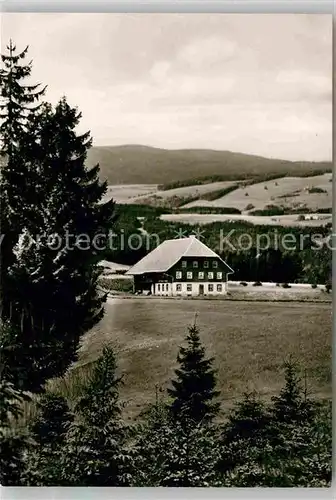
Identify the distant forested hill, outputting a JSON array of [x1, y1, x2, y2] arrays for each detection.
[[86, 144, 331, 185]]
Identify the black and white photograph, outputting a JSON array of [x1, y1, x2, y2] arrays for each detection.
[[0, 12, 332, 488]]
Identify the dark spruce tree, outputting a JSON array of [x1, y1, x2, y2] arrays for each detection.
[[0, 40, 46, 331], [0, 322, 31, 486], [22, 393, 74, 486], [217, 391, 271, 477], [168, 324, 220, 423], [218, 360, 331, 487], [58, 346, 131, 486], [131, 399, 222, 487], [271, 357, 317, 424], [1, 96, 115, 392]]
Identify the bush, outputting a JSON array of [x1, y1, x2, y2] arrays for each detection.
[[281, 283, 291, 289], [240, 281, 248, 287], [316, 208, 332, 214], [245, 204, 255, 211], [200, 185, 239, 201], [297, 215, 305, 221], [177, 206, 241, 215], [311, 284, 317, 289], [250, 205, 285, 216], [252, 281, 262, 287], [99, 277, 133, 293], [308, 187, 327, 194]]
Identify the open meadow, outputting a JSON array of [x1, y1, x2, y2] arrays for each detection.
[[102, 172, 332, 215], [50, 298, 332, 421], [160, 212, 332, 227], [186, 173, 332, 212]]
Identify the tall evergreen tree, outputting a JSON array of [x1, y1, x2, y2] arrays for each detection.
[[58, 346, 131, 486], [131, 400, 221, 487], [272, 357, 316, 424], [217, 361, 331, 487], [0, 321, 31, 485], [0, 40, 46, 329], [168, 324, 220, 423], [0, 40, 46, 152], [1, 97, 115, 392], [22, 393, 74, 486], [217, 391, 271, 476]]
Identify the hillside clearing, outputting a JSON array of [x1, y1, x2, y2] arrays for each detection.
[[181, 173, 332, 212], [101, 173, 332, 213]]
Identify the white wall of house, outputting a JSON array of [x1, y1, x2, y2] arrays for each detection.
[[148, 281, 229, 296], [153, 282, 173, 296]]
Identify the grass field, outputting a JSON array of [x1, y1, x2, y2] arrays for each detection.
[[160, 212, 332, 227], [50, 299, 331, 421], [102, 184, 158, 204], [181, 173, 332, 212], [101, 173, 332, 214]]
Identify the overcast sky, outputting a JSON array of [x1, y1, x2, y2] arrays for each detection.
[[1, 13, 332, 161]]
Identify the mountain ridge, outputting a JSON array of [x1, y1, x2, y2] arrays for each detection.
[[86, 144, 332, 185]]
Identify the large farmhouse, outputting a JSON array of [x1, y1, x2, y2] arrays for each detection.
[[126, 236, 234, 297]]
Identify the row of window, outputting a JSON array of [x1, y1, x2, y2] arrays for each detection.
[[157, 283, 169, 292], [156, 283, 223, 292], [176, 271, 223, 280], [181, 260, 218, 269], [176, 283, 223, 292]]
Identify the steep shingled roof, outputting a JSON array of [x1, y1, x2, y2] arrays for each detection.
[[126, 236, 234, 275]]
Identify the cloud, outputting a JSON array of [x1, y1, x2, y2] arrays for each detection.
[[0, 13, 332, 161]]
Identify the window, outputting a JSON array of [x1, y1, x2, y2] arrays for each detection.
[[212, 261, 218, 268], [158, 284, 160, 291], [182, 260, 187, 268], [193, 261, 198, 268], [187, 284, 192, 292], [208, 284, 214, 292], [204, 261, 209, 268], [217, 284, 223, 292], [217, 272, 223, 280], [176, 284, 182, 292], [166, 284, 169, 291], [208, 272, 214, 279], [187, 271, 193, 279], [176, 271, 182, 279], [198, 271, 204, 279]]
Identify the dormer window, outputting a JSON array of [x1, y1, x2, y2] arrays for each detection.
[[193, 261, 198, 268], [204, 261, 209, 268], [212, 261, 218, 268], [182, 260, 187, 268]]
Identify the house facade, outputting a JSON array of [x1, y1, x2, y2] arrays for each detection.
[[126, 236, 234, 297]]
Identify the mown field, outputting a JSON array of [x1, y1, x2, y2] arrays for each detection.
[[185, 173, 332, 212], [50, 299, 332, 421], [160, 212, 332, 227], [102, 173, 332, 216]]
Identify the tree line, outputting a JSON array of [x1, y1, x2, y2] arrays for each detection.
[[105, 214, 332, 286], [1, 321, 332, 487], [0, 41, 331, 487]]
